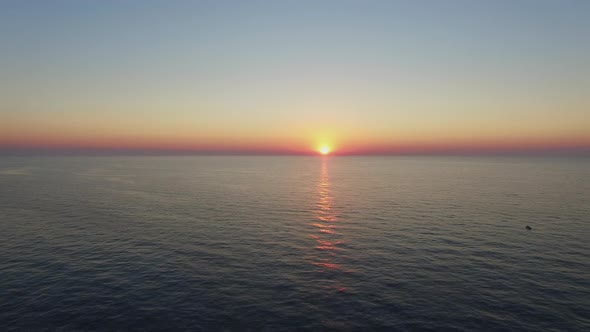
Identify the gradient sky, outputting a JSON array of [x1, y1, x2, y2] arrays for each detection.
[[1, 0, 589, 155]]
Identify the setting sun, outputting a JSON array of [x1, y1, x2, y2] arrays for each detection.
[[319, 146, 331, 155]]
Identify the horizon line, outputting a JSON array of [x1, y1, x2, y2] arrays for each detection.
[[1, 147, 589, 157]]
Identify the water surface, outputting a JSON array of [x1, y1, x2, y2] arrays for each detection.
[[1, 156, 589, 330]]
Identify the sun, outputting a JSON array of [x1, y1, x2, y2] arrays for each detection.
[[319, 146, 331, 155]]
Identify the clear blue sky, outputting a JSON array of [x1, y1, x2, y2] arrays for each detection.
[[1, 0, 589, 154]]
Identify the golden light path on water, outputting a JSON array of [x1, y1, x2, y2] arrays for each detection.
[[309, 156, 347, 292]]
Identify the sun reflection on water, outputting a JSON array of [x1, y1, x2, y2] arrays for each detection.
[[309, 157, 348, 292]]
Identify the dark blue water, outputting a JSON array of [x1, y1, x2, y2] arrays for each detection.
[[1, 156, 589, 331]]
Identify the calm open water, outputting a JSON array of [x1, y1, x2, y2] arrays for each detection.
[[1, 156, 589, 331]]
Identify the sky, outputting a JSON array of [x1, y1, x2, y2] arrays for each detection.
[[1, 0, 589, 155]]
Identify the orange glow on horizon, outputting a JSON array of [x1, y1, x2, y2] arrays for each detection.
[[1, 126, 589, 155]]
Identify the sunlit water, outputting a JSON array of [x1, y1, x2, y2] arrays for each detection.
[[1, 156, 589, 331]]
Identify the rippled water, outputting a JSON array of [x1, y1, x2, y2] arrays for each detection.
[[1, 156, 589, 331]]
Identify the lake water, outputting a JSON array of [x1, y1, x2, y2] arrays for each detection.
[[1, 156, 589, 331]]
